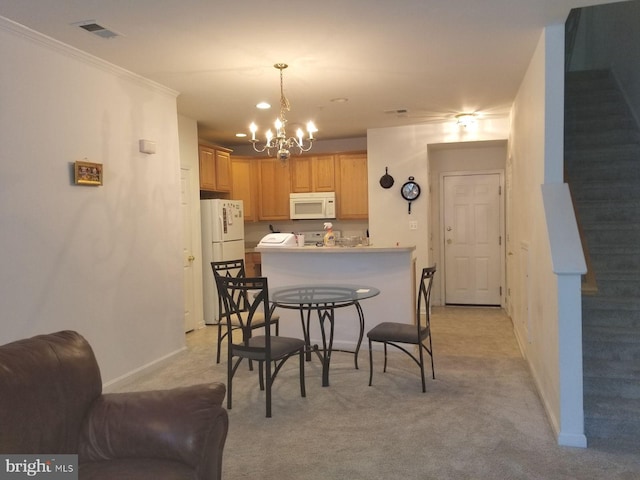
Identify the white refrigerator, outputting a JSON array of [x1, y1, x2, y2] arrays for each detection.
[[201, 199, 245, 325]]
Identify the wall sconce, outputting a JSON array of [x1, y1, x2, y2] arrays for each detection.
[[139, 139, 156, 155]]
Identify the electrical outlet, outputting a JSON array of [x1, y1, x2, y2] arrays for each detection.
[[409, 221, 418, 230]]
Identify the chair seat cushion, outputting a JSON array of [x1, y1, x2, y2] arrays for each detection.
[[240, 336, 306, 360], [367, 322, 427, 344]]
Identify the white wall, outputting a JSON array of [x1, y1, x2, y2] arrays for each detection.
[[508, 24, 586, 447], [0, 17, 185, 384], [367, 118, 510, 287]]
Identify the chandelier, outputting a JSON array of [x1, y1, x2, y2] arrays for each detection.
[[249, 63, 317, 161]]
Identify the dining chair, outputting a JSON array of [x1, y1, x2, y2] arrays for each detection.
[[216, 275, 306, 418], [367, 265, 436, 392], [211, 259, 279, 364]]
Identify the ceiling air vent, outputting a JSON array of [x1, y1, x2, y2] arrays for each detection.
[[74, 21, 120, 39]]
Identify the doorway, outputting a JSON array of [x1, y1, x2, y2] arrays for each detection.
[[442, 173, 503, 305], [428, 140, 507, 307]]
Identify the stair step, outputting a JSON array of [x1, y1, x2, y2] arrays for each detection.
[[583, 334, 640, 362], [565, 159, 640, 182], [564, 143, 640, 164], [583, 361, 640, 387], [565, 115, 636, 133], [570, 181, 640, 201], [576, 198, 640, 222], [591, 277, 640, 297], [590, 253, 640, 272], [565, 129, 640, 149], [584, 396, 640, 444], [582, 296, 640, 329], [566, 69, 614, 90]]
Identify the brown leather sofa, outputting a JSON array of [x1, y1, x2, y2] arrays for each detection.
[[0, 330, 228, 480]]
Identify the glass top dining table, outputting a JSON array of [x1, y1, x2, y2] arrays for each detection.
[[268, 284, 380, 387], [269, 284, 380, 305]]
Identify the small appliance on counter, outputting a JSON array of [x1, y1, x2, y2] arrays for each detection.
[[257, 233, 298, 248]]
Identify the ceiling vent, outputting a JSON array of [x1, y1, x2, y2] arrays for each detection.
[[384, 109, 409, 117], [74, 21, 120, 39]]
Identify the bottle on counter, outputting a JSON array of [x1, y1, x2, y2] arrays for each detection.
[[323, 222, 336, 247]]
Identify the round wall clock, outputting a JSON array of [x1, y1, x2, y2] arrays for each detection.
[[401, 176, 421, 214]]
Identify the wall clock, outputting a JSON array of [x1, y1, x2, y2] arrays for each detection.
[[401, 176, 421, 214]]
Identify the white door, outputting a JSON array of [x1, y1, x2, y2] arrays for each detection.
[[443, 173, 502, 305], [181, 168, 197, 332]]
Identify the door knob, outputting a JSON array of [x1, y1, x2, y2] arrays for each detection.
[[188, 255, 195, 262], [446, 226, 452, 231]]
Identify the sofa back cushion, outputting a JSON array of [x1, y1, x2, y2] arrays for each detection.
[[0, 331, 102, 453]]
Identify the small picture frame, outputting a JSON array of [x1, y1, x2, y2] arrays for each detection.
[[74, 161, 103, 186]]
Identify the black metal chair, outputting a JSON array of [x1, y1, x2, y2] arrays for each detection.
[[216, 275, 306, 418], [211, 259, 279, 364], [367, 266, 436, 392]]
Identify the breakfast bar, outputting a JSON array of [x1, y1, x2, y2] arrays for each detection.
[[257, 245, 417, 353]]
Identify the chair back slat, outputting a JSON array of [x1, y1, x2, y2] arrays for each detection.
[[215, 275, 272, 346], [212, 259, 248, 319], [417, 266, 436, 334]]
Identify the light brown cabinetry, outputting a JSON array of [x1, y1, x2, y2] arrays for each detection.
[[336, 152, 368, 219], [290, 155, 335, 193], [230, 156, 258, 222], [199, 145, 232, 192], [257, 158, 291, 220]]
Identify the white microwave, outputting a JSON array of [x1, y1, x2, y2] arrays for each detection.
[[290, 192, 336, 220]]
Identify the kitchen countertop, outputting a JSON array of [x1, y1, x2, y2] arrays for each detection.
[[255, 245, 415, 253]]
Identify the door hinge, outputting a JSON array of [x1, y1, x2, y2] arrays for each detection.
[[499, 235, 502, 246], [500, 286, 503, 296], [499, 185, 502, 195]]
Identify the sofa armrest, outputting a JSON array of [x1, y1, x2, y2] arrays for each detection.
[[79, 383, 228, 480]]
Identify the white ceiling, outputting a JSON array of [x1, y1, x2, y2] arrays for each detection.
[[0, 0, 621, 147]]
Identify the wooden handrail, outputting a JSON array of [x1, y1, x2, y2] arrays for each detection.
[[568, 184, 598, 295]]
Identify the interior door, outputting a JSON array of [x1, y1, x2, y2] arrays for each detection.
[[443, 173, 502, 305], [181, 168, 197, 332]]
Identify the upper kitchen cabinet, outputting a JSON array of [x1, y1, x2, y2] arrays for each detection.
[[290, 155, 335, 193], [230, 156, 258, 222], [199, 145, 232, 193], [257, 158, 291, 220], [336, 152, 368, 219]]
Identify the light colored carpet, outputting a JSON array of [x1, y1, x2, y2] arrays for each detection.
[[112, 306, 640, 479]]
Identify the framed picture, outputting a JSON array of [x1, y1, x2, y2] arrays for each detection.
[[74, 161, 103, 186]]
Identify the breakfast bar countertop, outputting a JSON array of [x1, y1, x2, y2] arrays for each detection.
[[254, 245, 416, 253]]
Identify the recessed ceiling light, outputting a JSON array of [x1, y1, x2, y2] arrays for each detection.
[[256, 102, 271, 109], [235, 133, 247, 138], [330, 97, 349, 103]]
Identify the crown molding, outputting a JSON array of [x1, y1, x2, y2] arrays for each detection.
[[0, 15, 179, 98]]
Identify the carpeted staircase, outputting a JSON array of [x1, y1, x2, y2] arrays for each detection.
[[564, 69, 640, 447]]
